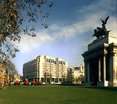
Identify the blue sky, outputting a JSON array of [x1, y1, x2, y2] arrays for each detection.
[[12, 0, 117, 75]]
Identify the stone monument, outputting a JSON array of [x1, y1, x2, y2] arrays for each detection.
[[82, 16, 117, 87]]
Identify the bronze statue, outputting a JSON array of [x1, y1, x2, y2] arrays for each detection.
[[93, 16, 110, 39]]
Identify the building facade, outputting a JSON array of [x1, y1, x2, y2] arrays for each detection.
[[83, 34, 117, 87], [72, 65, 84, 84], [23, 56, 68, 84], [67, 65, 84, 84]]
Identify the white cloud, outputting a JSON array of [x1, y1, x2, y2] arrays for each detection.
[[48, 13, 116, 38], [18, 32, 53, 53], [18, 14, 117, 53], [47, 15, 97, 38], [47, 0, 117, 39], [107, 17, 117, 35]]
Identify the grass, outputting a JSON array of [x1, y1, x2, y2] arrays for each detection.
[[0, 85, 117, 104]]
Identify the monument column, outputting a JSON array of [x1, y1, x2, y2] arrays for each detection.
[[113, 51, 117, 86], [84, 60, 90, 86], [113, 54, 115, 80], [97, 58, 103, 87], [103, 54, 106, 86], [98, 58, 101, 82], [85, 61, 90, 85]]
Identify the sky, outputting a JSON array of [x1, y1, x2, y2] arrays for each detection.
[[12, 0, 117, 75]]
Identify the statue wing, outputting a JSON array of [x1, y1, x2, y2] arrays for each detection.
[[101, 16, 109, 24], [104, 16, 109, 24]]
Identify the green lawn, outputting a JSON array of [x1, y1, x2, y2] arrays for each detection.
[[0, 85, 117, 104]]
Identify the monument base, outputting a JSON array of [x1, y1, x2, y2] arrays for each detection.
[[97, 81, 109, 87], [85, 82, 91, 87]]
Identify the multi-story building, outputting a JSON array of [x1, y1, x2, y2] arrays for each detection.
[[72, 65, 84, 84], [67, 68, 73, 84], [23, 55, 68, 84], [67, 65, 84, 84]]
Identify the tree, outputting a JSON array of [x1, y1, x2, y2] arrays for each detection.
[[0, 63, 6, 88], [0, 0, 54, 62], [0, 0, 53, 87]]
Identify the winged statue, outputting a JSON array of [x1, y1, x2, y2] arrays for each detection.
[[93, 16, 110, 39]]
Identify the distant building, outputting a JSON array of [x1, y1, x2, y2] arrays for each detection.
[[67, 68, 73, 84], [23, 55, 68, 84], [72, 65, 84, 84], [67, 65, 84, 84]]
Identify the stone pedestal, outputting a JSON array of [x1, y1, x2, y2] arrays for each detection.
[[85, 82, 91, 87], [97, 81, 108, 87], [97, 81, 104, 87]]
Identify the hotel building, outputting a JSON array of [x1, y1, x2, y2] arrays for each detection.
[[23, 55, 68, 84]]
